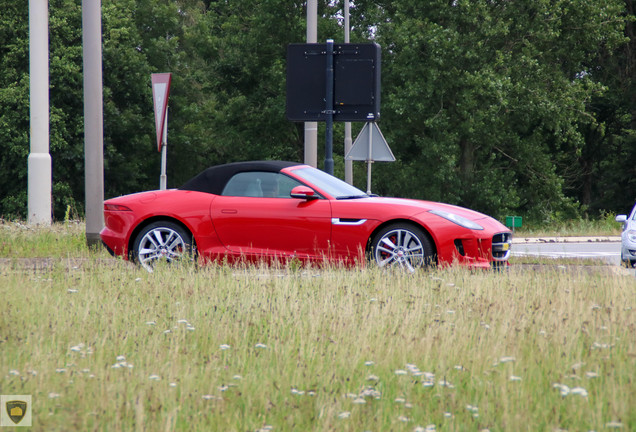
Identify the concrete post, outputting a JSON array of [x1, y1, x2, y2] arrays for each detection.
[[28, 0, 52, 226]]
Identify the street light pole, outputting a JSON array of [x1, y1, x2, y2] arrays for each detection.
[[304, 0, 318, 167], [344, 0, 353, 184], [82, 0, 104, 246]]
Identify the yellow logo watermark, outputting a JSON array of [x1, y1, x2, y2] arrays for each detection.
[[1, 395, 32, 427]]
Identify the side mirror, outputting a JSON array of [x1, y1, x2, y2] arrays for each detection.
[[290, 185, 317, 200], [616, 215, 627, 223]]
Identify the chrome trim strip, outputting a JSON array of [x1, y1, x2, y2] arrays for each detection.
[[331, 218, 367, 226]]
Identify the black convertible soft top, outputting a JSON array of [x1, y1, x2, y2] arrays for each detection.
[[179, 160, 302, 195]]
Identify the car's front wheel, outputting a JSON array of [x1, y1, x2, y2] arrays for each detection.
[[131, 221, 194, 272], [369, 223, 434, 272], [621, 251, 636, 268]]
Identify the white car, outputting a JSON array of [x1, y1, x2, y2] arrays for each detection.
[[616, 204, 636, 267]]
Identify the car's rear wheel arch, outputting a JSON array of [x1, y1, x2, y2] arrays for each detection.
[[128, 217, 196, 261], [366, 219, 438, 265]]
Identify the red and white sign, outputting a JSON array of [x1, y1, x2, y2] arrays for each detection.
[[151, 73, 172, 152]]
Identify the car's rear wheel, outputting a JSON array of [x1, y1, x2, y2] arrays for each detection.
[[132, 221, 194, 272], [369, 223, 434, 272]]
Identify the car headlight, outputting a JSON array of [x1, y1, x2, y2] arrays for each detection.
[[627, 230, 636, 243], [429, 210, 484, 230]]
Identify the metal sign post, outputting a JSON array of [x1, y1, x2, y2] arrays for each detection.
[[159, 109, 168, 190], [324, 39, 335, 175], [366, 121, 373, 194]]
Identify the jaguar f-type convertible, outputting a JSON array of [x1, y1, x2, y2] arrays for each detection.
[[100, 160, 512, 271]]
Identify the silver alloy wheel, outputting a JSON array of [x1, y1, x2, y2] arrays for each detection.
[[373, 228, 425, 272], [137, 226, 186, 272]]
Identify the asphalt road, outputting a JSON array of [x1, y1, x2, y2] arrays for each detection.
[[511, 238, 621, 266]]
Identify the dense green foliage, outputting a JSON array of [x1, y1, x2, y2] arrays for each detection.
[[1, 0, 634, 222]]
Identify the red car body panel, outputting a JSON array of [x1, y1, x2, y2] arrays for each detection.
[[100, 162, 512, 269]]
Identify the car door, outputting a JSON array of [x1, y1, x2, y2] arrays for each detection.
[[210, 171, 332, 260]]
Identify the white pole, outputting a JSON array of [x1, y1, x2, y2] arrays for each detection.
[[82, 0, 104, 246], [28, 0, 52, 226], [159, 109, 168, 190], [344, 0, 353, 184], [304, 0, 318, 167]]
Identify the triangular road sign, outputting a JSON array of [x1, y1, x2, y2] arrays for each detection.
[[345, 122, 395, 161], [151, 73, 172, 152]]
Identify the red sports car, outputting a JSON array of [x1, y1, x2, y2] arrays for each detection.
[[100, 160, 512, 271]]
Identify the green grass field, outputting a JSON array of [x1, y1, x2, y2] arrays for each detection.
[[0, 222, 634, 431]]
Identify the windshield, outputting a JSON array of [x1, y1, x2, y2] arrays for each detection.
[[290, 167, 368, 199]]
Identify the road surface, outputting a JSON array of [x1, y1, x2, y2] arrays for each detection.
[[511, 239, 621, 266]]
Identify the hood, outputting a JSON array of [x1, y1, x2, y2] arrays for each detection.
[[361, 197, 494, 221]]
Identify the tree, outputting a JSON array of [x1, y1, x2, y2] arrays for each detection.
[[353, 0, 627, 221], [0, 0, 633, 224]]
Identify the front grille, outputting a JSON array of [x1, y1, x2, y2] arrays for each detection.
[[491, 232, 512, 261]]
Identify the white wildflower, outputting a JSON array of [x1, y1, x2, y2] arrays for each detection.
[[570, 387, 588, 397], [438, 379, 454, 388], [337, 411, 351, 419], [359, 387, 381, 398], [592, 342, 612, 349], [553, 383, 570, 396]]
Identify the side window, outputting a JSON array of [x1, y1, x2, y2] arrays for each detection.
[[222, 172, 303, 198]]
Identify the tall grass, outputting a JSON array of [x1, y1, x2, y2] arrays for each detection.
[[514, 212, 622, 237], [0, 220, 106, 258], [1, 254, 634, 431]]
